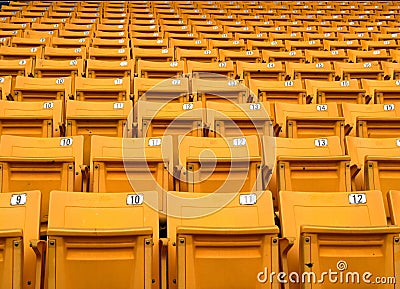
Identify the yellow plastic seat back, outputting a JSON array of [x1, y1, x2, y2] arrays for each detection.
[[166, 190, 279, 289], [279, 190, 399, 289], [176, 135, 262, 192], [47, 191, 159, 289], [0, 99, 62, 137], [0, 190, 41, 289], [263, 136, 351, 205], [0, 135, 84, 227]]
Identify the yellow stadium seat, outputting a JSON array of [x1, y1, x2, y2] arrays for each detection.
[[176, 47, 218, 62], [305, 79, 367, 105], [51, 37, 89, 49], [343, 103, 400, 137], [187, 60, 235, 79], [0, 190, 44, 289], [347, 49, 392, 63], [89, 135, 174, 215], [286, 61, 334, 84], [65, 100, 132, 165], [262, 50, 305, 64], [362, 79, 400, 104], [0, 135, 85, 231], [131, 38, 167, 49], [176, 135, 262, 192], [43, 46, 86, 60], [46, 190, 159, 289], [10, 36, 50, 48], [13, 76, 72, 102], [279, 190, 399, 289], [132, 47, 173, 69], [137, 59, 185, 79], [323, 39, 362, 50], [247, 39, 285, 51], [74, 77, 130, 102], [0, 45, 42, 60], [346, 136, 400, 215], [92, 37, 128, 49], [285, 40, 324, 51], [263, 136, 351, 204], [0, 99, 62, 137], [237, 61, 284, 85], [305, 49, 348, 63], [135, 100, 203, 138], [165, 190, 279, 289], [209, 39, 246, 52], [34, 59, 84, 79], [133, 77, 190, 103], [192, 78, 251, 105], [206, 100, 273, 138], [382, 61, 400, 80], [86, 59, 134, 79], [274, 102, 344, 144], [250, 79, 307, 117], [88, 47, 130, 61], [0, 58, 33, 92], [169, 38, 208, 52], [361, 39, 399, 51], [334, 61, 383, 82]]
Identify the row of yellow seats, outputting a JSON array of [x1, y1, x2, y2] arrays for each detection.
[[1, 134, 400, 223], [2, 189, 400, 289]]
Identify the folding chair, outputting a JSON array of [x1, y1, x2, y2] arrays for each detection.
[[133, 77, 190, 103], [187, 60, 235, 79], [286, 61, 334, 84], [343, 103, 400, 137], [66, 99, 133, 164], [0, 45, 42, 60], [0, 99, 62, 137], [346, 136, 400, 215], [89, 135, 174, 215], [279, 189, 399, 289], [237, 61, 284, 85], [89, 47, 130, 61], [334, 61, 384, 82], [74, 77, 130, 102], [176, 135, 263, 192], [175, 48, 218, 62], [347, 49, 392, 63], [0, 135, 85, 232], [382, 61, 400, 80], [362, 79, 400, 104], [86, 59, 134, 79], [206, 100, 273, 139], [305, 79, 367, 105], [193, 78, 251, 105], [274, 102, 344, 145], [46, 190, 159, 289], [164, 190, 279, 289], [13, 76, 72, 102], [137, 60, 185, 79], [263, 136, 351, 205], [0, 190, 44, 289]]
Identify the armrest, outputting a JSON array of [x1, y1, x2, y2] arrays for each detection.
[[344, 123, 353, 136], [273, 123, 282, 136], [350, 163, 361, 179], [80, 165, 89, 192], [132, 122, 138, 138], [279, 237, 295, 289], [159, 238, 169, 289], [30, 240, 46, 289]]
